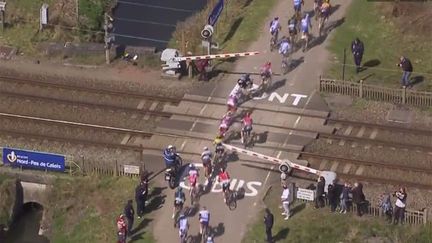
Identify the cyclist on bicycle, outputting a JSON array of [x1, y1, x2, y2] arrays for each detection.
[[214, 135, 225, 156], [320, 1, 331, 23], [288, 17, 298, 40], [293, 0, 304, 14], [260, 61, 272, 85], [278, 37, 291, 58], [187, 163, 199, 188], [219, 111, 233, 137], [237, 73, 252, 90], [199, 206, 211, 235], [201, 147, 213, 179], [269, 17, 281, 41], [206, 235, 215, 243], [178, 214, 189, 240], [241, 112, 253, 144], [226, 94, 238, 113], [300, 13, 312, 51], [218, 167, 231, 202], [172, 187, 186, 218]]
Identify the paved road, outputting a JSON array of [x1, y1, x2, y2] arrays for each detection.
[[112, 0, 208, 49], [145, 0, 352, 242]]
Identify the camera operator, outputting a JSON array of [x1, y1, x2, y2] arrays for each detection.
[[392, 187, 407, 225]]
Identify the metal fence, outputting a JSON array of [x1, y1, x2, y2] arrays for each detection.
[[296, 197, 428, 225], [319, 78, 432, 107]]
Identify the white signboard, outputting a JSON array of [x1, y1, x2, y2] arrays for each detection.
[[296, 188, 315, 201], [123, 165, 140, 175]]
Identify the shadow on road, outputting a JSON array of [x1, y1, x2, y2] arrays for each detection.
[[211, 222, 225, 238], [267, 78, 287, 93], [144, 187, 167, 214], [253, 131, 269, 145], [223, 17, 244, 44], [309, 17, 345, 50], [129, 218, 154, 242]]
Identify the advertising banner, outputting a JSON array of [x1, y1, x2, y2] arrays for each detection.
[[2, 147, 65, 172]]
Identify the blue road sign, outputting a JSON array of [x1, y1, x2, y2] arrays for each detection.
[[2, 147, 66, 172], [208, 0, 224, 26]]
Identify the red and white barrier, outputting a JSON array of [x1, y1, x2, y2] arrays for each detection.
[[222, 143, 320, 175], [175, 51, 260, 62]]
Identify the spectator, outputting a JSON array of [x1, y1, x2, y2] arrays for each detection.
[[378, 192, 393, 223], [351, 38, 364, 73], [315, 176, 326, 208], [396, 56, 413, 88], [135, 182, 147, 219], [327, 183, 337, 212], [280, 172, 288, 187], [123, 200, 135, 233], [339, 183, 350, 214], [264, 208, 274, 243], [281, 184, 290, 220], [195, 59, 210, 81], [393, 187, 407, 225], [351, 182, 366, 216], [116, 214, 127, 243]]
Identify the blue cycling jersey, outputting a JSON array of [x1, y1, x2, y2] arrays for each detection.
[[163, 149, 176, 166], [301, 17, 310, 32], [294, 0, 302, 6]]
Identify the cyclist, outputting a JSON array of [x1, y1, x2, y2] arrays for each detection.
[[269, 17, 281, 42], [201, 147, 213, 180], [163, 145, 178, 169], [213, 135, 225, 158], [206, 235, 215, 243], [172, 187, 186, 218], [300, 13, 312, 51], [219, 111, 234, 137], [320, 1, 331, 27], [314, 0, 323, 19], [218, 167, 231, 202], [237, 73, 252, 90], [187, 163, 199, 189], [241, 112, 253, 144], [293, 0, 304, 16], [178, 214, 189, 240], [198, 206, 211, 235], [226, 94, 238, 113], [288, 17, 298, 44], [260, 61, 272, 86], [278, 37, 292, 63]]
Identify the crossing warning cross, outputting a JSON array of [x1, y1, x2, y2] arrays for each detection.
[[172, 51, 260, 62]]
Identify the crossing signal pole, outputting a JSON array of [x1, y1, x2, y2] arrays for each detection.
[[104, 13, 114, 64]]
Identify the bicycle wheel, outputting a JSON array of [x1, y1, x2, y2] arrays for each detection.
[[228, 192, 237, 210], [201, 225, 208, 243], [270, 36, 275, 51]]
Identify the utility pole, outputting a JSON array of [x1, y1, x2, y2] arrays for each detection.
[[104, 13, 114, 64], [76, 0, 79, 25]]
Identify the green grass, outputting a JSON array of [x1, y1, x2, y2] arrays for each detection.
[[49, 176, 155, 243], [326, 0, 432, 90], [170, 0, 277, 54], [0, 176, 15, 227], [242, 184, 432, 243]]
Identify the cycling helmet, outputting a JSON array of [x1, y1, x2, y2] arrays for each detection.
[[179, 214, 186, 219], [203, 147, 209, 151], [241, 73, 250, 81], [189, 163, 195, 168], [167, 145, 174, 149], [266, 61, 271, 66], [274, 17, 279, 20]]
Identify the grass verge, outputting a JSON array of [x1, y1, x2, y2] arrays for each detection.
[[0, 176, 15, 227], [326, 1, 432, 90], [170, 0, 277, 54], [242, 183, 432, 243], [48, 176, 155, 243]]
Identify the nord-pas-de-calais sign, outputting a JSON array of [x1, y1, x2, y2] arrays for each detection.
[[2, 148, 65, 172]]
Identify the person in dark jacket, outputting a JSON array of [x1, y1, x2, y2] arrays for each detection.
[[351, 182, 366, 216], [135, 182, 147, 218], [124, 200, 135, 232], [327, 184, 338, 212], [264, 208, 274, 243], [315, 176, 326, 208], [351, 38, 364, 73], [393, 187, 407, 225], [339, 183, 351, 213], [397, 56, 413, 88]]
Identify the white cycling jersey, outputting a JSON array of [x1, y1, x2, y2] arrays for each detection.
[[188, 169, 198, 178], [201, 150, 212, 160], [270, 20, 280, 34], [279, 41, 291, 55], [179, 217, 188, 235], [199, 210, 210, 223]]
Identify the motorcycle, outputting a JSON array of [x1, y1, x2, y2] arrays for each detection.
[[164, 154, 183, 189]]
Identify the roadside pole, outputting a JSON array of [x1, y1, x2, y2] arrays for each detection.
[[342, 48, 346, 81], [104, 13, 114, 65]]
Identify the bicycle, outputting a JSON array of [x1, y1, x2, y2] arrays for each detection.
[[318, 13, 328, 37], [241, 128, 253, 148], [179, 229, 189, 243], [213, 149, 226, 167], [281, 54, 291, 75], [173, 203, 183, 228], [225, 189, 238, 210], [270, 31, 279, 52], [259, 73, 272, 93], [200, 222, 209, 243], [301, 32, 310, 52]]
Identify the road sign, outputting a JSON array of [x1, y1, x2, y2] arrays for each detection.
[[2, 147, 65, 172], [201, 24, 214, 39], [208, 0, 224, 26], [123, 165, 140, 175], [296, 188, 315, 201]]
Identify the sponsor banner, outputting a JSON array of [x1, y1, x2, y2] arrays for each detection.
[[2, 147, 65, 172]]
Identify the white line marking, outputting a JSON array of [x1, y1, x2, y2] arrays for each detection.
[[117, 1, 194, 12], [180, 140, 187, 151], [121, 134, 131, 144], [115, 17, 177, 27]]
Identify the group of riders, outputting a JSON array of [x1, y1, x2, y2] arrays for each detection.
[[270, 0, 331, 57]]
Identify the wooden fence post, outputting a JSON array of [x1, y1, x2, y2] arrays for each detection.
[[114, 160, 118, 176], [423, 209, 428, 225], [402, 86, 406, 104], [318, 75, 321, 91], [359, 80, 364, 98]]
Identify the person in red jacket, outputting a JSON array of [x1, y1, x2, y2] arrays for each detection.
[[218, 167, 231, 202], [117, 214, 127, 243]]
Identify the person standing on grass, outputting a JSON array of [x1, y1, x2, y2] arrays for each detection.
[[116, 214, 127, 243], [378, 192, 393, 222], [135, 181, 147, 219], [396, 56, 413, 88], [315, 176, 325, 208], [339, 183, 350, 214], [351, 182, 366, 216], [351, 38, 364, 73], [281, 184, 290, 220], [393, 187, 407, 225], [327, 183, 337, 212], [124, 200, 135, 233], [264, 208, 274, 243]]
